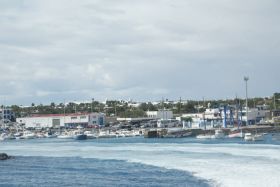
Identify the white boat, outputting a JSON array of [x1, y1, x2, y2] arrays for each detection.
[[22, 131, 36, 139], [36, 133, 45, 138], [57, 134, 73, 139], [0, 133, 5, 141], [252, 134, 264, 141], [44, 132, 57, 138], [57, 132, 73, 139], [14, 132, 24, 140], [212, 129, 225, 139], [73, 130, 87, 140], [84, 131, 97, 139], [14, 132, 22, 138], [98, 131, 116, 138], [0, 133, 16, 140], [244, 133, 253, 141], [228, 130, 244, 138], [196, 134, 212, 139]]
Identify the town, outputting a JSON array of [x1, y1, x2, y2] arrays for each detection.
[[1, 93, 280, 140]]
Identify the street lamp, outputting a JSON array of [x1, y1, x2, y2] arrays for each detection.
[[244, 76, 249, 126]]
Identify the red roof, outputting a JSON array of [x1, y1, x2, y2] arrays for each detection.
[[30, 113, 90, 118]]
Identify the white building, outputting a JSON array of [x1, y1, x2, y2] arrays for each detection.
[[178, 108, 223, 129], [239, 106, 270, 125], [204, 108, 221, 120], [16, 113, 105, 128], [146, 110, 173, 120]]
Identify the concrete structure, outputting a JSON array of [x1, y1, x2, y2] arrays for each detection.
[[157, 119, 178, 128], [146, 110, 173, 120], [16, 113, 105, 128]]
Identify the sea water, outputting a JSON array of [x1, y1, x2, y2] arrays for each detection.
[[1, 136, 280, 187]]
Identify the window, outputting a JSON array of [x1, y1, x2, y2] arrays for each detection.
[[52, 119, 60, 127], [80, 116, 86, 119], [71, 117, 77, 120]]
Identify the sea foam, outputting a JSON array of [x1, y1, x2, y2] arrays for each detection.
[[1, 138, 280, 187]]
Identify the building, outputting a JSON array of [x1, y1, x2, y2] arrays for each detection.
[[177, 108, 223, 129], [271, 109, 280, 123], [16, 113, 105, 129], [0, 108, 16, 122], [146, 110, 173, 120], [239, 105, 270, 125]]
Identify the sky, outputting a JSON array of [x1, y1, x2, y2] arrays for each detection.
[[0, 0, 279, 105]]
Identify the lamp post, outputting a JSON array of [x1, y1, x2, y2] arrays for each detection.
[[244, 76, 249, 126]]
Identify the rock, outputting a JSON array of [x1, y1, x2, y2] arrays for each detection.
[[0, 153, 12, 160]]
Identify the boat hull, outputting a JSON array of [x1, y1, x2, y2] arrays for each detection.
[[74, 134, 87, 140]]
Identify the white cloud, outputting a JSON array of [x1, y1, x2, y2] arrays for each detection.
[[0, 0, 279, 104]]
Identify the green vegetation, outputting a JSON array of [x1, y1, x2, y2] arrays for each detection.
[[6, 93, 279, 119]]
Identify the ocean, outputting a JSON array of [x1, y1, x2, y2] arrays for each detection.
[[1, 136, 280, 187]]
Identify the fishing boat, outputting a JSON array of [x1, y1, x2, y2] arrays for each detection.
[[73, 126, 87, 140]]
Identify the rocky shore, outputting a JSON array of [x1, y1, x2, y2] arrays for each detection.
[[0, 153, 12, 160]]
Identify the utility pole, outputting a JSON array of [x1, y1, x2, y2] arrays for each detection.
[[91, 98, 94, 113], [63, 99, 66, 130], [114, 102, 117, 117], [244, 76, 249, 126], [274, 94, 276, 110], [179, 97, 182, 115]]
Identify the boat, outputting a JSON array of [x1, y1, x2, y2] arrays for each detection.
[[84, 131, 97, 139], [228, 130, 244, 138], [244, 133, 253, 141], [211, 129, 225, 139], [22, 131, 36, 139], [98, 130, 117, 138], [57, 132, 73, 139], [163, 131, 192, 138], [0, 133, 16, 140], [14, 132, 23, 139], [73, 126, 87, 140], [196, 134, 213, 139], [252, 134, 264, 141], [73, 133, 87, 140], [44, 132, 57, 138], [0, 133, 5, 141], [36, 133, 45, 138]]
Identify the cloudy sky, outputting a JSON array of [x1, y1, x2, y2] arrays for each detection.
[[0, 0, 279, 105]]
